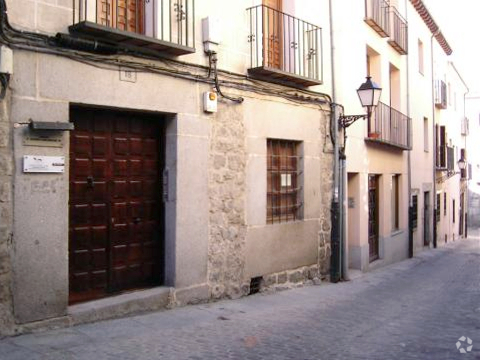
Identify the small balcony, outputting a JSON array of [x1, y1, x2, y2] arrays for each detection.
[[70, 0, 195, 55], [434, 80, 447, 109], [364, 0, 390, 37], [246, 5, 323, 87], [366, 102, 411, 150], [387, 7, 408, 55]]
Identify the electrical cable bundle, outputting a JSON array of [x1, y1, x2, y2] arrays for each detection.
[[0, 0, 332, 110]]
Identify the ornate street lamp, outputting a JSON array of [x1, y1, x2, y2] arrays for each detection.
[[331, 76, 383, 284], [457, 156, 466, 171], [339, 76, 382, 128]]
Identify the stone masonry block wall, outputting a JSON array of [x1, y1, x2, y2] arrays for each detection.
[[260, 264, 322, 293], [318, 111, 333, 278], [208, 102, 249, 300], [0, 93, 14, 336], [7, 0, 72, 34]]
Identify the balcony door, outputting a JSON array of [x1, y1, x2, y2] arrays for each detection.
[[97, 0, 145, 34], [263, 0, 283, 69], [368, 175, 379, 262]]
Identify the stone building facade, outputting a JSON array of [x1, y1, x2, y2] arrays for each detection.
[[0, 94, 14, 335], [0, 0, 334, 335]]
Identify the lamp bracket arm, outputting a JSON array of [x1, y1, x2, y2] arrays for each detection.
[[338, 114, 367, 128]]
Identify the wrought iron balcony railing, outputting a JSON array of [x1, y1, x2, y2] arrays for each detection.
[[367, 102, 411, 150], [364, 0, 390, 37], [387, 7, 408, 54], [70, 0, 195, 55], [247, 5, 323, 87], [434, 80, 447, 109]]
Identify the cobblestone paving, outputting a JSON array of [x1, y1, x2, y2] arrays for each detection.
[[1, 233, 479, 360]]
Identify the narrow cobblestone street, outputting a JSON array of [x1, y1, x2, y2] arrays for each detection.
[[1, 233, 479, 360]]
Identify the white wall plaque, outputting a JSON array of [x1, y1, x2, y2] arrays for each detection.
[[23, 156, 65, 173]]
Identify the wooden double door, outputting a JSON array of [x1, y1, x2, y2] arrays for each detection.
[[69, 107, 164, 304]]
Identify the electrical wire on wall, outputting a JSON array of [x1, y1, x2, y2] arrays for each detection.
[[0, 0, 331, 111], [210, 53, 243, 103], [0, 73, 9, 99]]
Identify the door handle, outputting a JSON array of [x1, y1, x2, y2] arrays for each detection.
[[86, 176, 95, 189]]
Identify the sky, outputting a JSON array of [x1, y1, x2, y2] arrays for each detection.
[[423, 0, 480, 94]]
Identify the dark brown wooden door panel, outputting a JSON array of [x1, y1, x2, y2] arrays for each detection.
[[69, 107, 164, 304], [368, 175, 379, 262]]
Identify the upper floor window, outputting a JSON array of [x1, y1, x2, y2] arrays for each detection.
[[418, 40, 424, 75], [423, 117, 429, 152]]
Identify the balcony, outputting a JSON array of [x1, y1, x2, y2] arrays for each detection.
[[387, 7, 408, 54], [364, 0, 390, 37], [70, 0, 195, 55], [246, 5, 323, 87], [434, 80, 447, 109], [366, 102, 411, 150]]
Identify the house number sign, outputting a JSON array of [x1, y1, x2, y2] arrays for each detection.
[[23, 155, 65, 173]]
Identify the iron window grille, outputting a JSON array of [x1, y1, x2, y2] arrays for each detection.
[[267, 139, 302, 224], [436, 193, 441, 222], [412, 195, 418, 229]]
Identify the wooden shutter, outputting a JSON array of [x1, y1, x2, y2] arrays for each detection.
[[439, 125, 446, 168], [460, 148, 466, 178]]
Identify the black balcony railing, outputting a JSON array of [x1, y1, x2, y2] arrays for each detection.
[[247, 5, 323, 87], [367, 102, 411, 150], [387, 7, 408, 54], [364, 0, 390, 37], [434, 80, 447, 109], [70, 0, 195, 55]]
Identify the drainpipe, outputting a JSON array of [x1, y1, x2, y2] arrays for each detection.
[[329, 0, 342, 282], [405, 0, 413, 258], [431, 30, 439, 248]]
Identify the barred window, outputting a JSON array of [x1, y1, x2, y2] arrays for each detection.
[[267, 139, 302, 224], [436, 193, 441, 222], [412, 195, 418, 229]]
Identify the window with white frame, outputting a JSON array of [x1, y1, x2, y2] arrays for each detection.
[[423, 117, 429, 152], [418, 39, 424, 75]]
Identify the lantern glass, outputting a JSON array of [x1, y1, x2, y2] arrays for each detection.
[[357, 77, 382, 108]]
